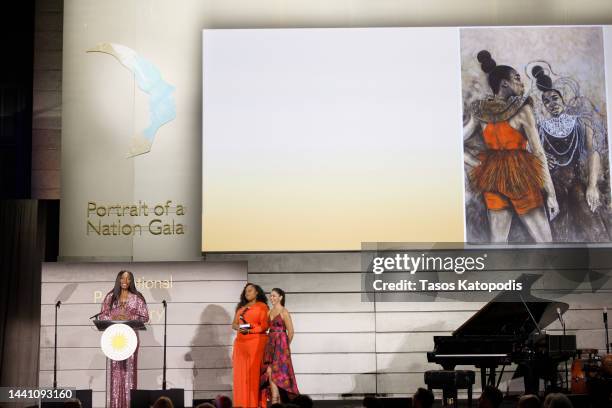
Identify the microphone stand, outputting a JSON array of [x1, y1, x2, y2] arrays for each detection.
[[557, 309, 568, 392], [54, 301, 61, 389], [162, 300, 167, 390], [563, 321, 568, 392], [604, 307, 609, 354]]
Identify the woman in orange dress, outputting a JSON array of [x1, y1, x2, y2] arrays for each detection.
[[232, 283, 269, 408], [463, 50, 559, 243]]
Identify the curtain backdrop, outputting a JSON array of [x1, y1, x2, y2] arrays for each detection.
[[0, 200, 51, 392]]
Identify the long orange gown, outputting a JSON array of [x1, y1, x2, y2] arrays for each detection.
[[233, 302, 270, 408]]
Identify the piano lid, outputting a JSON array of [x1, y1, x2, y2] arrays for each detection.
[[453, 274, 569, 337]]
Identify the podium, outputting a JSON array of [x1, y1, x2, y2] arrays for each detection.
[[93, 319, 147, 331], [94, 319, 184, 407], [95, 319, 147, 406]]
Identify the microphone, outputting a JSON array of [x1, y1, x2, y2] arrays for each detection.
[[557, 307, 566, 333], [89, 312, 102, 320], [604, 307, 608, 324], [162, 300, 167, 307], [557, 307, 566, 340], [55, 300, 61, 308]]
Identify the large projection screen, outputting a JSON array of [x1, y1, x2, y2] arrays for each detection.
[[202, 26, 612, 252]]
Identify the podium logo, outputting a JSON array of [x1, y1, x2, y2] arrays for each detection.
[[101, 323, 138, 361], [111, 333, 128, 350]]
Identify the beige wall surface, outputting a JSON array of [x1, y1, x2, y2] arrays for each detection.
[[42, 258, 612, 407], [59, 1, 612, 260]]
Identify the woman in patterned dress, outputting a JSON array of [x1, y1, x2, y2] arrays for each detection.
[[531, 64, 610, 242], [99, 270, 149, 408], [261, 288, 299, 404]]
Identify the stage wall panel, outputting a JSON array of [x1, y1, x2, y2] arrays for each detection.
[[41, 255, 612, 405]]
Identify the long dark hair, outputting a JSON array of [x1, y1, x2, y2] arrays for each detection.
[[236, 283, 268, 311], [477, 50, 515, 95], [107, 270, 146, 306], [271, 287, 286, 306]]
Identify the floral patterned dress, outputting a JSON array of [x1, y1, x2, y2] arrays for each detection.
[[260, 314, 299, 401]]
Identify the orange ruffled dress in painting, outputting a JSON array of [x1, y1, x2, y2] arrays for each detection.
[[471, 121, 544, 215], [233, 302, 270, 408]]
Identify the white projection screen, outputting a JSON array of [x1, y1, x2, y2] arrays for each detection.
[[202, 26, 612, 252]]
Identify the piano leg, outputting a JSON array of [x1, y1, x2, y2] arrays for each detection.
[[480, 367, 497, 390], [481, 369, 486, 391], [468, 385, 473, 408]]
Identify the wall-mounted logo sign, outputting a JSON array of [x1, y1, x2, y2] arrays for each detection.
[[86, 200, 186, 237], [87, 42, 177, 157]]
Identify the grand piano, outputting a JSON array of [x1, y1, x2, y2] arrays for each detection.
[[427, 274, 577, 393]]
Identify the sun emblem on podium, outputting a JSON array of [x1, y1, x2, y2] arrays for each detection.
[[101, 323, 138, 361], [111, 333, 128, 351]]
